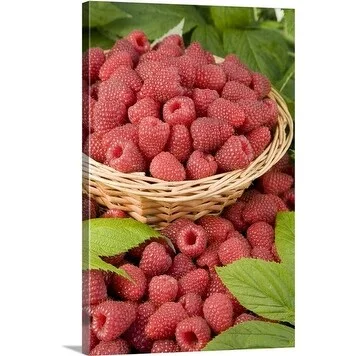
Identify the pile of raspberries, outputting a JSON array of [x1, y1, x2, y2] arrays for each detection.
[[83, 154, 294, 355], [83, 30, 278, 182]]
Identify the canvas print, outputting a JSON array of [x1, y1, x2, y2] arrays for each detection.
[[82, 2, 295, 354]]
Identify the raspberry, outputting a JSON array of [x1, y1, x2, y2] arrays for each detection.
[[98, 78, 136, 107], [251, 246, 275, 261], [222, 201, 248, 232], [83, 324, 99, 354], [185, 42, 210, 67], [83, 132, 106, 163], [186, 151, 217, 180], [150, 152, 186, 181], [148, 275, 178, 306], [139, 241, 172, 277], [82, 94, 96, 132], [126, 30, 150, 54], [100, 209, 127, 218], [109, 65, 143, 92], [192, 88, 219, 117], [260, 171, 294, 195], [82, 47, 106, 82], [238, 99, 271, 133], [272, 153, 292, 173], [101, 255, 125, 270], [196, 242, 220, 268], [157, 43, 184, 57], [166, 124, 192, 163], [92, 301, 136, 341], [268, 194, 289, 212], [163, 96, 196, 127], [179, 293, 203, 317], [207, 98, 245, 128], [203, 293, 234, 333], [220, 55, 252, 85], [271, 243, 281, 262], [190, 117, 234, 152], [109, 39, 140, 65], [167, 253, 196, 279], [195, 64, 227, 92], [151, 339, 180, 353], [221, 80, 258, 101], [82, 195, 97, 220], [90, 339, 130, 355], [250, 72, 271, 99], [135, 60, 166, 81], [127, 97, 160, 125], [99, 52, 133, 81], [145, 302, 188, 339], [239, 188, 262, 203], [176, 223, 208, 258], [82, 270, 107, 306], [242, 194, 278, 225], [175, 316, 211, 351], [197, 215, 235, 243], [263, 98, 279, 129], [102, 124, 139, 151], [247, 222, 275, 249], [206, 270, 227, 297], [215, 135, 254, 172], [160, 34, 185, 49], [138, 117, 170, 159], [282, 188, 295, 211], [90, 81, 101, 100], [161, 218, 195, 248], [246, 126, 271, 158], [173, 55, 196, 88], [218, 235, 251, 265], [178, 268, 209, 297], [139, 50, 170, 63], [105, 140, 146, 173], [234, 313, 259, 325]]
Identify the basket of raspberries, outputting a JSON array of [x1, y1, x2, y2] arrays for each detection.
[[82, 30, 293, 228]]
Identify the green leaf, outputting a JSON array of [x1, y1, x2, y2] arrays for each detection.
[[151, 18, 185, 48], [275, 212, 295, 269], [204, 321, 294, 350], [216, 259, 295, 324], [223, 28, 289, 84], [191, 24, 225, 57], [283, 9, 295, 41], [277, 62, 295, 93], [210, 6, 255, 30], [82, 27, 115, 52]]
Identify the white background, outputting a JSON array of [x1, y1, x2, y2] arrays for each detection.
[[0, 0, 355, 355]]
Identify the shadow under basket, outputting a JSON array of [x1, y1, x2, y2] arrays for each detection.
[[82, 87, 293, 229]]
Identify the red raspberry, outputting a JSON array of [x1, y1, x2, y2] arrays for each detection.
[[222, 201, 248, 232], [139, 50, 170, 63], [109, 39, 140, 65], [166, 124, 192, 163], [89, 80, 101, 100], [82, 270, 107, 306], [145, 302, 188, 339], [205, 51, 216, 64], [247, 221, 274, 249], [150, 152, 186, 181], [268, 194, 289, 212], [234, 313, 259, 325], [195, 64, 227, 92], [215, 135, 254, 172], [101, 253, 125, 268], [176, 223, 208, 258], [260, 171, 294, 195], [139, 241, 172, 277], [102, 124, 139, 151], [160, 34, 184, 49], [263, 98, 279, 129], [99, 52, 133, 81], [207, 98, 245, 128], [138, 117, 170, 159], [282, 188, 295, 211], [190, 117, 234, 152], [179, 293, 203, 317], [196, 242, 220, 268], [251, 246, 275, 261], [127, 97, 160, 125], [105, 140, 146, 173], [197, 215, 235, 243], [82, 94, 96, 132], [203, 293, 234, 333], [272, 153, 292, 173], [100, 209, 127, 218], [185, 42, 210, 67], [239, 188, 262, 203], [151, 339, 180, 353], [221, 80, 258, 101], [161, 218, 195, 248], [173, 55, 196, 88], [148, 275, 178, 306], [178, 268, 209, 297], [109, 65, 143, 92], [271, 243, 281, 263], [92, 301, 136, 341], [135, 60, 166, 81], [175, 316, 211, 351], [82, 195, 97, 220], [126, 30, 150, 54], [83, 132, 106, 163], [246, 126, 271, 158], [82, 47, 106, 82], [192, 88, 219, 117], [220, 55, 252, 86], [238, 99, 271, 133], [186, 151, 217, 180], [83, 323, 99, 354], [242, 194, 278, 225], [157, 43, 184, 57], [218, 235, 251, 265], [167, 253, 196, 279], [206, 270, 227, 297], [98, 78, 136, 107], [163, 96, 196, 127], [90, 339, 130, 355], [111, 263, 147, 301], [250, 72, 271, 99]]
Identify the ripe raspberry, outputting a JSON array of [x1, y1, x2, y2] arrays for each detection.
[[282, 188, 295, 211], [82, 195, 97, 220], [82, 270, 107, 306], [102, 124, 139, 151], [151, 339, 180, 353], [179, 293, 203, 317], [127, 97, 160, 125], [268, 194, 289, 212], [186, 151, 217, 180], [83, 132, 106, 163], [101, 254, 125, 269], [220, 55, 252, 86], [157, 43, 184, 57], [109, 39, 140, 65], [239, 188, 262, 203], [148, 275, 178, 306], [109, 65, 143, 92], [83, 323, 99, 354], [206, 270, 227, 297], [234, 313, 259, 325], [221, 80, 258, 101], [207, 98, 245, 128], [90, 81, 101, 100], [175, 316, 211, 351], [271, 243, 281, 262], [246, 126, 271, 158], [161, 218, 195, 248], [190, 117, 234, 152], [185, 42, 210, 67], [150, 152, 186, 181], [163, 96, 196, 127], [167, 253, 196, 279], [111, 263, 147, 301], [82, 94, 96, 132], [272, 153, 292, 173], [105, 140, 146, 173], [166, 125, 192, 163], [178, 268, 209, 297], [195, 64, 226, 92], [260, 171, 294, 195], [192, 88, 219, 117], [92, 301, 136, 341], [218, 235, 251, 265], [242, 194, 278, 225], [135, 60, 166, 81], [196, 242, 220, 268], [139, 50, 170, 63], [99, 52, 133, 81], [100, 209, 127, 218], [251, 246, 275, 261], [222, 201, 248, 232], [98, 78, 136, 107], [250, 72, 271, 99], [173, 55, 196, 88], [238, 99, 271, 133], [215, 135, 254, 172], [126, 30, 150, 54], [82, 47, 106, 82], [176, 223, 208, 258], [139, 241, 172, 277], [263, 98, 279, 129], [138, 117, 170, 159], [197, 215, 235, 243], [90, 339, 130, 355], [203, 293, 234, 333], [145, 302, 188, 339], [247, 222, 274, 249]]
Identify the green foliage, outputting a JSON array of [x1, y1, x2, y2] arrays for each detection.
[[210, 6, 255, 30], [191, 24, 224, 57]]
